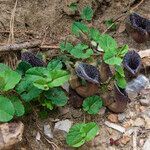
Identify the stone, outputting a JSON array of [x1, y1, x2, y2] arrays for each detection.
[[119, 135, 130, 145], [58, 107, 70, 116], [133, 118, 145, 127], [140, 99, 150, 106], [98, 107, 106, 116], [107, 114, 118, 123], [118, 113, 126, 122], [0, 121, 24, 150], [123, 120, 133, 128], [44, 125, 53, 139], [139, 106, 146, 112], [54, 119, 73, 133], [139, 139, 145, 147], [143, 138, 150, 150], [142, 115, 150, 129], [36, 132, 41, 141], [71, 109, 83, 118]]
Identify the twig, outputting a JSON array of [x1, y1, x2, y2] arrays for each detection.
[[0, 30, 37, 35], [40, 45, 59, 49], [104, 121, 126, 133], [133, 129, 138, 150], [138, 49, 150, 58], [0, 40, 41, 52], [130, 0, 144, 11], [8, 0, 18, 44]]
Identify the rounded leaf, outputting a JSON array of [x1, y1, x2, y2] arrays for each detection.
[[10, 96, 25, 117], [0, 96, 15, 122], [44, 88, 68, 106], [83, 96, 103, 114], [66, 122, 99, 147]]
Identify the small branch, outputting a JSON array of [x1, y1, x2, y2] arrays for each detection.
[[133, 129, 138, 150], [0, 40, 41, 53], [130, 0, 144, 12], [8, 0, 18, 44], [138, 49, 150, 58], [104, 121, 126, 133], [40, 45, 59, 49]]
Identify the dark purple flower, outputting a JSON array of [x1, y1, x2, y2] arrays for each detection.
[[123, 50, 141, 76], [75, 63, 100, 84], [126, 13, 150, 43], [21, 51, 46, 67]]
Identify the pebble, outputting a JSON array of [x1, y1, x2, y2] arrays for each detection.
[[44, 125, 53, 139], [118, 113, 126, 122], [119, 135, 130, 145], [71, 109, 83, 118], [98, 107, 106, 116], [133, 118, 145, 127], [54, 119, 72, 133], [36, 132, 41, 141], [107, 114, 118, 123], [140, 99, 150, 106], [139, 106, 146, 112], [139, 139, 145, 147], [142, 115, 150, 129], [123, 120, 133, 128], [0, 122, 24, 150], [143, 138, 150, 150]]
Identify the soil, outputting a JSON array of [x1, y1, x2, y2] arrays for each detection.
[[0, 0, 150, 150]]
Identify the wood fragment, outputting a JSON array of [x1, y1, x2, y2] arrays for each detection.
[[133, 129, 138, 150], [104, 121, 126, 133], [0, 41, 41, 53], [138, 49, 150, 58]]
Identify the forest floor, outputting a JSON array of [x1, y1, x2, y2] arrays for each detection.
[[0, 0, 150, 149]]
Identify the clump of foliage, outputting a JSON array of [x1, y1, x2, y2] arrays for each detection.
[[66, 122, 99, 147], [0, 5, 129, 149], [59, 6, 129, 147], [0, 58, 70, 122]]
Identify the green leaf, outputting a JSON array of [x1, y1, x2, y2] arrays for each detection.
[[117, 45, 128, 57], [81, 122, 99, 141], [48, 70, 70, 88], [115, 65, 125, 77], [115, 73, 127, 89], [103, 49, 122, 65], [0, 95, 15, 122], [115, 65, 126, 88], [47, 59, 62, 71], [16, 76, 42, 101], [59, 42, 74, 52], [66, 122, 99, 147], [0, 64, 21, 91], [10, 96, 25, 117], [104, 19, 117, 31], [72, 22, 89, 37], [26, 67, 49, 78], [81, 6, 93, 21], [69, 2, 78, 11], [38, 110, 49, 119], [0, 63, 11, 72], [0, 77, 5, 90], [89, 27, 101, 42], [42, 99, 54, 110], [70, 43, 93, 59], [44, 88, 68, 106], [83, 96, 103, 114], [33, 78, 49, 90], [16, 61, 32, 76], [98, 34, 117, 52]]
